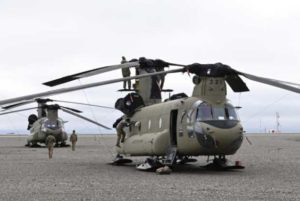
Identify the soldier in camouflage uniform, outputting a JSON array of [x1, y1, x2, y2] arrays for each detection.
[[114, 117, 129, 147], [46, 135, 56, 159], [70, 130, 78, 151], [121, 56, 131, 89]]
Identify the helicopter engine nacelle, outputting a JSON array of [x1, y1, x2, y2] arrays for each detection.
[[115, 93, 145, 116], [27, 114, 38, 130]]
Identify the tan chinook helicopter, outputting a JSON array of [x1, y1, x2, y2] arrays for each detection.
[[0, 98, 111, 147], [1, 57, 300, 171]]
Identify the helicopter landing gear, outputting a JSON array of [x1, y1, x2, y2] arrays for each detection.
[[176, 156, 197, 164], [110, 154, 132, 165], [29, 142, 41, 148], [25, 142, 31, 147], [202, 155, 245, 170], [53, 142, 70, 147], [59, 141, 69, 147], [136, 158, 172, 174], [136, 158, 164, 171]]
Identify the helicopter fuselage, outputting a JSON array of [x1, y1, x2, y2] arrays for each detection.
[[117, 97, 243, 157], [27, 117, 68, 145]]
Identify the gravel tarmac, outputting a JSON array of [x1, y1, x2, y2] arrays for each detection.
[[0, 134, 299, 201]]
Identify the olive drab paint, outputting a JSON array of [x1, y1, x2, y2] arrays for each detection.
[[116, 77, 243, 157]]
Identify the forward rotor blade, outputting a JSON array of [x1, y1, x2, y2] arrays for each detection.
[[0, 107, 37, 115], [238, 71, 300, 93], [0, 68, 184, 106], [59, 106, 82, 113], [60, 108, 111, 130], [43, 61, 140, 87], [2, 100, 34, 110], [43, 59, 185, 87], [166, 62, 185, 67], [51, 99, 115, 110]]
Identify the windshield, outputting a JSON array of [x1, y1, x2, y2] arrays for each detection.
[[196, 103, 238, 121], [41, 118, 63, 130]]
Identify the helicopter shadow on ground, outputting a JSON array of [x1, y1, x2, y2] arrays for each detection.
[[171, 163, 245, 175], [23, 144, 71, 148]]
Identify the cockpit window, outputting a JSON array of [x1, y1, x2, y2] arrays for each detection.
[[196, 103, 238, 121], [41, 119, 62, 130], [212, 107, 226, 120], [225, 104, 238, 120], [196, 103, 212, 121]]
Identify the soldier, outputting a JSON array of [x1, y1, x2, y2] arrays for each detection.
[[121, 56, 131, 89], [46, 135, 56, 159], [70, 130, 78, 151], [114, 117, 129, 147]]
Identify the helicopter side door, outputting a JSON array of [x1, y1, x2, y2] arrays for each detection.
[[170, 109, 178, 146], [163, 109, 178, 165]]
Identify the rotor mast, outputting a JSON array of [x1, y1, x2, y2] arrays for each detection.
[[192, 76, 227, 104], [46, 105, 59, 121], [186, 63, 250, 104], [36, 99, 49, 118]]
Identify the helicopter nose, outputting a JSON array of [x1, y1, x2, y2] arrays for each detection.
[[210, 126, 243, 154], [195, 122, 243, 154]]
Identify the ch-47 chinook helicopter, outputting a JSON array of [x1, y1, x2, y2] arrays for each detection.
[[0, 98, 111, 147], [0, 57, 300, 171]]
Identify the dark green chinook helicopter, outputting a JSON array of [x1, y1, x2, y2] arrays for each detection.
[[1, 57, 300, 171]]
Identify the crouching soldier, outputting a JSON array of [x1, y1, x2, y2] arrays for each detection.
[[46, 135, 56, 159], [70, 130, 78, 151]]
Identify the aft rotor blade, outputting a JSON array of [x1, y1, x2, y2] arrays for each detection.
[[51, 99, 115, 110], [238, 71, 300, 93], [268, 79, 300, 87], [60, 108, 111, 130], [43, 61, 140, 87], [0, 68, 184, 106], [0, 107, 37, 115]]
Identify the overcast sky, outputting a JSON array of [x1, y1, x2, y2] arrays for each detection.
[[0, 0, 300, 134]]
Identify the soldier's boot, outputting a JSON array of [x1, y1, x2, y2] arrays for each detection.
[[71, 142, 76, 151], [49, 148, 53, 159], [120, 135, 125, 143]]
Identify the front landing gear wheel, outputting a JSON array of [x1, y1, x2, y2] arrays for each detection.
[[202, 156, 245, 170]]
